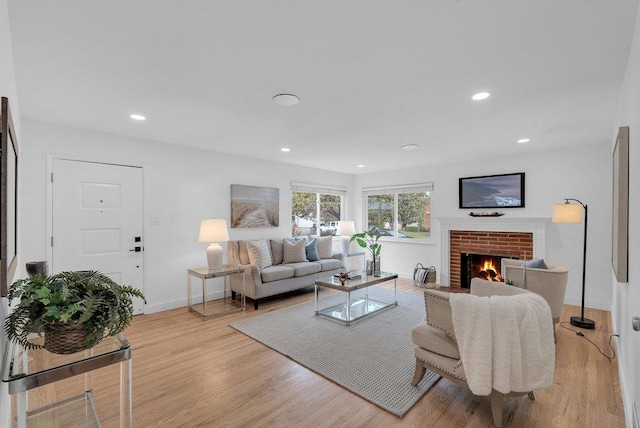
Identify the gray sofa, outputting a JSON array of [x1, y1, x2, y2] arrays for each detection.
[[228, 237, 344, 310]]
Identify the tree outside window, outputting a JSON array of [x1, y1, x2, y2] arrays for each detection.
[[292, 191, 342, 237], [365, 189, 431, 239]]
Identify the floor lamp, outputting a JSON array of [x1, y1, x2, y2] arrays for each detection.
[[552, 198, 595, 329]]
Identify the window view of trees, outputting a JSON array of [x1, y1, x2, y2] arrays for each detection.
[[366, 191, 431, 239], [292, 192, 342, 237]]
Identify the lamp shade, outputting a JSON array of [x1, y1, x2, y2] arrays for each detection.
[[337, 220, 355, 236], [198, 219, 230, 242], [552, 204, 583, 224]]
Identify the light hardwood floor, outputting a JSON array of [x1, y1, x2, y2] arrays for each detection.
[[31, 279, 625, 427]]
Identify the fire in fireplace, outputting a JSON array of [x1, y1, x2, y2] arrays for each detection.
[[460, 252, 518, 288]]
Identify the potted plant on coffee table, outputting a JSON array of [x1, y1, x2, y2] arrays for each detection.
[[5, 270, 146, 354], [350, 222, 390, 276]]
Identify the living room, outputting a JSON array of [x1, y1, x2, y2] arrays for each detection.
[[1, 1, 640, 427]]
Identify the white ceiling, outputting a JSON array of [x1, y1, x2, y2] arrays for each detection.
[[7, 1, 639, 174]]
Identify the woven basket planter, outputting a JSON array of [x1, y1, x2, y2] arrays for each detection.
[[43, 321, 102, 354]]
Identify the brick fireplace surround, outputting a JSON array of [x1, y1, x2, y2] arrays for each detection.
[[437, 217, 549, 287], [449, 231, 533, 288]]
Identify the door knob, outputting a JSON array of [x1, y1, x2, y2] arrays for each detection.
[[129, 247, 142, 252], [633, 316, 640, 331]]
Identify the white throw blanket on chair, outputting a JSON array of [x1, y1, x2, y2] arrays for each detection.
[[449, 292, 555, 396]]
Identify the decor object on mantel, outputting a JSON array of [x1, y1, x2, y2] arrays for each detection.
[[468, 211, 505, 217], [337, 220, 355, 253], [5, 270, 146, 354], [199, 219, 230, 270], [552, 198, 595, 329], [350, 222, 390, 277]]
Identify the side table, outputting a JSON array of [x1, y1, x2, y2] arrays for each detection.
[[2, 334, 132, 428], [187, 265, 245, 320]]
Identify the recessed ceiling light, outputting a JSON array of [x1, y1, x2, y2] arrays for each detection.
[[401, 144, 419, 150], [281, 147, 291, 152], [517, 138, 530, 144], [471, 92, 491, 101], [272, 93, 300, 106], [357, 164, 365, 168], [130, 114, 146, 121]]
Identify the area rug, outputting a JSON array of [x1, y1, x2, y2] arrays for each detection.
[[229, 288, 440, 417]]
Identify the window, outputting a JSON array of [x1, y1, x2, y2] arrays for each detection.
[[291, 183, 346, 238], [363, 183, 432, 240]]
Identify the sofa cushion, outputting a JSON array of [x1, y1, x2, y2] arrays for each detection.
[[270, 239, 284, 265], [281, 262, 322, 277], [283, 239, 308, 263], [260, 265, 295, 283], [411, 322, 461, 360], [247, 239, 272, 269], [305, 239, 320, 261], [316, 259, 342, 271], [316, 236, 333, 259], [237, 240, 250, 265]]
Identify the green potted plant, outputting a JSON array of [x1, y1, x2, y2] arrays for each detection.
[[350, 222, 391, 276], [5, 270, 146, 354]]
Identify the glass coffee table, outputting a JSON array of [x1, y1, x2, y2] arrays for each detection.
[[314, 271, 398, 325]]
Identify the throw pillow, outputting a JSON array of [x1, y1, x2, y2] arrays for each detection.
[[247, 239, 272, 269], [523, 258, 548, 269], [305, 239, 320, 261], [270, 239, 284, 265], [316, 236, 333, 259], [282, 239, 308, 263]]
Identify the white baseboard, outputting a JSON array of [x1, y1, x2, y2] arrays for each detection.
[[144, 289, 229, 314]]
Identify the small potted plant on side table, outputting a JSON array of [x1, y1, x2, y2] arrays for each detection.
[[5, 270, 146, 354]]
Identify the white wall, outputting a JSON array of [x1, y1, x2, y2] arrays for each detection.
[[612, 4, 640, 426], [353, 142, 613, 311], [0, 0, 20, 424], [20, 120, 353, 313]]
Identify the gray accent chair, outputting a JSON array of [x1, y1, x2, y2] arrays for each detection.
[[501, 258, 568, 340], [411, 278, 539, 428]]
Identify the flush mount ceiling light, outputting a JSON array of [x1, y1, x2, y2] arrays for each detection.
[[130, 114, 146, 121], [281, 147, 291, 152], [471, 92, 491, 101], [517, 138, 530, 144], [401, 144, 420, 150], [272, 93, 300, 106], [357, 164, 365, 168]]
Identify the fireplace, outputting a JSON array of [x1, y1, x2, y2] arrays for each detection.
[[460, 252, 518, 288], [448, 230, 534, 288], [437, 217, 548, 287]]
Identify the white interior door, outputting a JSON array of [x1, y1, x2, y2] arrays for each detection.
[[51, 159, 144, 314]]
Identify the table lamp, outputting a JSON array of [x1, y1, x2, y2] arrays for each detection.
[[198, 219, 230, 271], [552, 198, 595, 329], [337, 220, 355, 253]]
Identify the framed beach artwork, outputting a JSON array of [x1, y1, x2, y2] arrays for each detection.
[[231, 184, 279, 228], [1, 97, 19, 297], [612, 126, 629, 283]]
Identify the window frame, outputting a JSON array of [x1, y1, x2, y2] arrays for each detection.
[[291, 182, 347, 237], [362, 183, 433, 242]]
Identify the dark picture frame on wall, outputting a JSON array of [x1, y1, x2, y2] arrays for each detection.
[[612, 126, 629, 283], [1, 97, 19, 297], [459, 172, 525, 209]]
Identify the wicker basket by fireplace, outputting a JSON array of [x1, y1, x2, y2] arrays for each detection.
[[43, 321, 103, 355]]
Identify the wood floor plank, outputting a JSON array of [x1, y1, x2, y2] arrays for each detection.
[[23, 280, 625, 427]]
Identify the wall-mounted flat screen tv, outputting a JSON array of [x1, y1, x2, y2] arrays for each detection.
[[459, 172, 525, 209]]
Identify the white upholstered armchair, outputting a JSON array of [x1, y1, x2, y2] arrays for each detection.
[[501, 259, 568, 339], [411, 279, 555, 427]]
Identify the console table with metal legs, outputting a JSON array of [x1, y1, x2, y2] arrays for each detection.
[[2, 333, 133, 428]]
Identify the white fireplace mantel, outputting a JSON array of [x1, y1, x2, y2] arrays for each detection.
[[436, 217, 550, 286]]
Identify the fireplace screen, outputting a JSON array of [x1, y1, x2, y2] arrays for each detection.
[[460, 252, 518, 288]]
